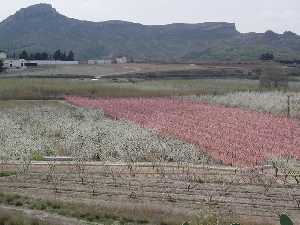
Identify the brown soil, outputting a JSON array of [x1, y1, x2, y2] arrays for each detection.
[[0, 162, 299, 225]]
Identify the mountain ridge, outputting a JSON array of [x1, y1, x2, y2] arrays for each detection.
[[1, 3, 300, 61]]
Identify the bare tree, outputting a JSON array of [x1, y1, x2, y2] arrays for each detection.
[[269, 155, 299, 184], [88, 173, 97, 196], [0, 131, 9, 172], [259, 62, 288, 89]]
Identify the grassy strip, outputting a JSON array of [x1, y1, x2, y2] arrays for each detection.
[[0, 192, 198, 225], [0, 192, 139, 225], [0, 78, 261, 100], [0, 210, 49, 225], [0, 192, 237, 225], [0, 171, 16, 177]]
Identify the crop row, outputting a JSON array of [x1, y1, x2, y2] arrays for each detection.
[[1, 170, 299, 220]]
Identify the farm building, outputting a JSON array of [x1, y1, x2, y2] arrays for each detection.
[[3, 59, 27, 70], [116, 56, 128, 64], [88, 59, 112, 65], [87, 57, 128, 65], [28, 60, 79, 65]]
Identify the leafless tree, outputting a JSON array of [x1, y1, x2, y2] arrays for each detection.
[[259, 63, 288, 89], [269, 155, 299, 184], [88, 173, 97, 196]]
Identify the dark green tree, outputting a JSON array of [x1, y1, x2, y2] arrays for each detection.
[[53, 50, 62, 60], [67, 51, 74, 61], [0, 60, 3, 73], [53, 50, 74, 60], [34, 52, 42, 60], [280, 214, 294, 225], [61, 52, 67, 61], [19, 50, 29, 60], [260, 52, 274, 61], [40, 52, 49, 60], [29, 53, 35, 60]]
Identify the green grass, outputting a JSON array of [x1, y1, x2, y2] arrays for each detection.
[[0, 192, 143, 225], [0, 78, 262, 100], [0, 192, 238, 225], [31, 151, 45, 161], [0, 171, 16, 177], [0, 211, 49, 225]]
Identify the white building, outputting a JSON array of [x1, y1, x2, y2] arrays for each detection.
[[28, 60, 79, 65], [97, 59, 113, 64], [0, 51, 7, 60], [88, 59, 112, 65], [87, 57, 128, 65], [3, 59, 27, 70], [116, 56, 127, 64]]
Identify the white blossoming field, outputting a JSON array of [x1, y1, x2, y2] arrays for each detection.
[[186, 91, 300, 118], [0, 101, 208, 165]]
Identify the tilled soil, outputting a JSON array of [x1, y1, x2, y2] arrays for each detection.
[[0, 162, 299, 225]]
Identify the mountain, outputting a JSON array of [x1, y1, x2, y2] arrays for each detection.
[[1, 3, 300, 61]]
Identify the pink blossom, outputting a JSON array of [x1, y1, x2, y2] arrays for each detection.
[[65, 96, 300, 167]]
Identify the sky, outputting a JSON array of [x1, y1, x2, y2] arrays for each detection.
[[0, 0, 300, 34]]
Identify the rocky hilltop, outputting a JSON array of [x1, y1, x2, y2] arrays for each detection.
[[1, 4, 300, 61]]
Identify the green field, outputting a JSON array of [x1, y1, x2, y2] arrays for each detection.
[[0, 78, 264, 100]]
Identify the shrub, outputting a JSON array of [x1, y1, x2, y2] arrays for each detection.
[[0, 210, 48, 225], [31, 151, 44, 161], [280, 214, 294, 225], [259, 63, 288, 89], [260, 52, 274, 61], [0, 60, 3, 73]]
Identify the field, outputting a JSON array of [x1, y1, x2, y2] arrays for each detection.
[[1, 63, 300, 100], [0, 99, 299, 225], [1, 63, 252, 79], [0, 63, 300, 224], [0, 101, 204, 164], [65, 96, 300, 167], [1, 161, 300, 225], [185, 92, 300, 118], [0, 78, 261, 100]]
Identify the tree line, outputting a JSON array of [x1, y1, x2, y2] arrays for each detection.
[[260, 52, 300, 64], [260, 52, 274, 61], [0, 60, 3, 72], [19, 50, 75, 61]]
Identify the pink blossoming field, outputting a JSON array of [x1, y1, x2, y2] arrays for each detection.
[[65, 96, 300, 167]]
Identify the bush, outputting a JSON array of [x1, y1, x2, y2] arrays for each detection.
[[260, 52, 274, 61], [0, 60, 3, 73], [280, 214, 294, 225], [31, 151, 44, 161], [0, 171, 16, 177], [0, 209, 49, 225], [259, 63, 288, 89]]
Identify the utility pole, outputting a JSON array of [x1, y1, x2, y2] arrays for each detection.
[[287, 95, 291, 118]]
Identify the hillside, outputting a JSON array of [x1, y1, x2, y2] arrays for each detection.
[[1, 3, 300, 61]]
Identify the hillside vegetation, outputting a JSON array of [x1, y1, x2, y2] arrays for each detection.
[[1, 4, 300, 61]]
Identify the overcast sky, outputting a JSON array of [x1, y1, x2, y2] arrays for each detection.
[[1, 0, 300, 34]]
